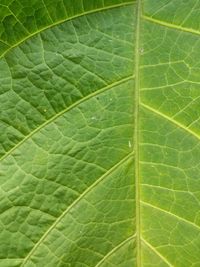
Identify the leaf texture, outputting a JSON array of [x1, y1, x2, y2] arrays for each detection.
[[1, 0, 200, 266]]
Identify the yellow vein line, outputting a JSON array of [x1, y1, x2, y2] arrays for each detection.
[[0, 2, 133, 59], [135, 0, 141, 266], [142, 15, 200, 37], [141, 237, 173, 267], [141, 184, 190, 194], [95, 234, 136, 267], [0, 75, 134, 163], [21, 152, 134, 266], [141, 102, 200, 141], [141, 201, 200, 231]]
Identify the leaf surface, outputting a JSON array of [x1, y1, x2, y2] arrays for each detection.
[[1, 0, 200, 266]]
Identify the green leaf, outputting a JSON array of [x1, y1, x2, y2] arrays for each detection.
[[1, 0, 200, 266]]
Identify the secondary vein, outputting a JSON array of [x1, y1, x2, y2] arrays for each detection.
[[21, 153, 134, 266], [0, 2, 133, 60], [95, 234, 136, 267], [0, 75, 134, 163], [141, 238, 173, 267], [141, 102, 200, 142], [142, 15, 200, 37]]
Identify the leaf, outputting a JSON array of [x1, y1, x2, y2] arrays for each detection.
[[0, 0, 200, 266]]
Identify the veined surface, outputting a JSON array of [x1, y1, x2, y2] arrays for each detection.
[[1, 0, 200, 266]]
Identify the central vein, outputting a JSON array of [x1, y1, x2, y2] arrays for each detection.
[[135, 0, 141, 266]]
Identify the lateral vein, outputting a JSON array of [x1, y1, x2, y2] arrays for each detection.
[[21, 153, 134, 266], [142, 15, 200, 37], [0, 2, 134, 59], [141, 201, 200, 231], [95, 234, 136, 267], [0, 75, 134, 163], [141, 237, 173, 267], [141, 102, 200, 141]]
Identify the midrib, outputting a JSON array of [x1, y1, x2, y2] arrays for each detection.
[[135, 0, 141, 266]]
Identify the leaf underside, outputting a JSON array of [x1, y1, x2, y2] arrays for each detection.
[[0, 0, 200, 266]]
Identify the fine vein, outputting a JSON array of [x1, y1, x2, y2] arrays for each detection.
[[0, 2, 133, 59], [0, 75, 134, 163], [21, 153, 134, 265]]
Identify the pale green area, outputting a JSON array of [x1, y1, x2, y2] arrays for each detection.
[[0, 0, 200, 266], [141, 0, 200, 266]]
